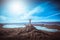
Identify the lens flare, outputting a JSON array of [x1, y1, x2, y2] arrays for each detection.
[[7, 1, 27, 16]]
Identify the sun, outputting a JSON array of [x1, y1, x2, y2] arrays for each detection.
[[8, 1, 27, 16]]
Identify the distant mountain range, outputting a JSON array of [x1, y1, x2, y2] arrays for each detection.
[[0, 22, 60, 26]]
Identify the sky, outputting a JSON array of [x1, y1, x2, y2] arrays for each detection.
[[0, 0, 60, 23]]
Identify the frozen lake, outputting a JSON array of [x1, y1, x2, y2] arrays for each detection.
[[3, 25, 60, 32], [3, 25, 25, 28], [34, 26, 59, 32]]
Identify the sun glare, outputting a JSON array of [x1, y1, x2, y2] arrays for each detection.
[[8, 1, 27, 16]]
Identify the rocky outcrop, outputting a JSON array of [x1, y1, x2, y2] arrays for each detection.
[[0, 24, 3, 28], [0, 24, 60, 40]]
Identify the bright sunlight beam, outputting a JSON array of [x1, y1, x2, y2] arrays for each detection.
[[7, 1, 27, 16]]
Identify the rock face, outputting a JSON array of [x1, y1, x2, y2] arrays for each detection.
[[17, 24, 36, 35], [0, 25, 60, 40], [25, 24, 36, 31], [0, 24, 3, 28]]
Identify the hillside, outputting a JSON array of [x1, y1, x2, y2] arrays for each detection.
[[0, 24, 60, 40]]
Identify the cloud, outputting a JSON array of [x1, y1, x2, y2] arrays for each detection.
[[0, 1, 60, 23], [0, 16, 7, 21], [20, 5, 44, 19], [44, 13, 60, 19]]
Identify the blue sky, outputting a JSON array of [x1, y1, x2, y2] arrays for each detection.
[[0, 0, 60, 23]]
